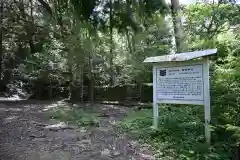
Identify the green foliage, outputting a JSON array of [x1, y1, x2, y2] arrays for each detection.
[[183, 3, 240, 150], [119, 106, 232, 159], [49, 106, 99, 127], [183, 3, 240, 50], [2, 0, 171, 93], [225, 125, 240, 146], [70, 0, 100, 21]]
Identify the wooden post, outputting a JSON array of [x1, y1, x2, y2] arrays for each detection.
[[153, 66, 159, 128], [203, 56, 211, 143]]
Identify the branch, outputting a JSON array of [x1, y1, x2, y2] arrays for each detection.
[[202, 3, 221, 38], [36, 0, 53, 16]]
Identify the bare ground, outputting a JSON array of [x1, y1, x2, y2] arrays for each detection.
[[0, 100, 154, 160]]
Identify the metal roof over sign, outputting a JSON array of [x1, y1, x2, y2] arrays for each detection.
[[143, 49, 217, 63]]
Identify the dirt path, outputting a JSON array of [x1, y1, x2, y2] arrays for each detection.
[[0, 100, 154, 160]]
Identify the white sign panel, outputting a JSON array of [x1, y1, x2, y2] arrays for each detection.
[[147, 50, 215, 143], [156, 64, 204, 102]]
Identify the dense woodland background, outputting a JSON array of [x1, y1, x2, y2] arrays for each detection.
[[1, 0, 240, 158]]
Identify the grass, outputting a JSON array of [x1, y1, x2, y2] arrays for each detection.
[[118, 105, 232, 160], [47, 103, 99, 127]]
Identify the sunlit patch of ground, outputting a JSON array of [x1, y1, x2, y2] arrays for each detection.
[[0, 100, 155, 160], [43, 100, 69, 111]]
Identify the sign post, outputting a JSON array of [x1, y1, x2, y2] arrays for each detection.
[[152, 66, 159, 128], [203, 56, 211, 143], [144, 49, 217, 143]]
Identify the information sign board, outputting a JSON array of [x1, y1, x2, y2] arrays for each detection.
[[156, 64, 204, 102], [144, 49, 217, 143]]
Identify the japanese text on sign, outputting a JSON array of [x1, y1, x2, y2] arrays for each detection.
[[156, 64, 204, 101]]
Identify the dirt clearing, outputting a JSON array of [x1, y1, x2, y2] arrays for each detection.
[[0, 100, 154, 160]]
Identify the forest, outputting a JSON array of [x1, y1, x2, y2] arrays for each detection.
[[1, 0, 240, 159]]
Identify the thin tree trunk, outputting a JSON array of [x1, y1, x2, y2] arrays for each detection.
[[131, 36, 136, 52], [53, 0, 64, 37], [109, 0, 114, 86], [29, 0, 35, 54], [126, 0, 133, 22], [126, 30, 132, 56], [69, 66, 73, 100], [88, 56, 94, 103], [171, 0, 183, 52], [37, 0, 52, 15], [125, 0, 132, 61], [80, 67, 84, 102], [18, 0, 35, 54], [125, 0, 135, 54], [0, 0, 4, 91]]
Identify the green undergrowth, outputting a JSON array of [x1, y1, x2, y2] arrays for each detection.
[[48, 104, 99, 127], [119, 105, 232, 160]]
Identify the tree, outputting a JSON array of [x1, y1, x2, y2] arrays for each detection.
[[0, 0, 3, 90], [171, 0, 184, 52], [183, 2, 240, 153], [183, 3, 240, 49], [1, 0, 169, 100], [109, 0, 114, 85]]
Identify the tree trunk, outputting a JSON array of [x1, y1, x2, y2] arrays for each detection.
[[109, 0, 114, 86], [69, 67, 74, 101], [37, 0, 52, 15], [80, 67, 84, 102], [18, 0, 35, 54], [131, 36, 136, 52], [0, 0, 4, 91], [3, 57, 13, 93], [126, 29, 132, 61], [29, 0, 35, 54], [171, 0, 184, 53], [125, 0, 135, 56], [88, 56, 94, 103]]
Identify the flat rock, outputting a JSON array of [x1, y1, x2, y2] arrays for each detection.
[[44, 122, 74, 131], [79, 139, 91, 144], [101, 149, 110, 156]]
